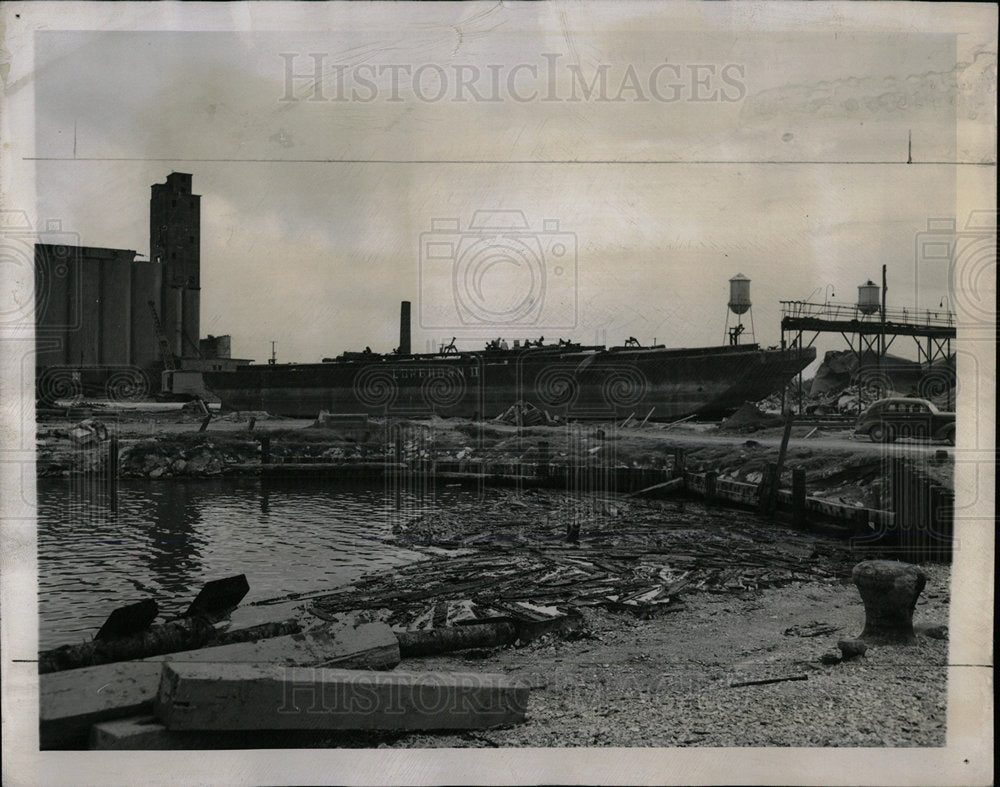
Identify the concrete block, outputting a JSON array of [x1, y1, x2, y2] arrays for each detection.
[[41, 623, 398, 748], [40, 661, 163, 749], [156, 664, 529, 732], [89, 716, 195, 750]]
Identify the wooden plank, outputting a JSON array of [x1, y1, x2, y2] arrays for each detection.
[[156, 663, 529, 732], [41, 623, 398, 748]]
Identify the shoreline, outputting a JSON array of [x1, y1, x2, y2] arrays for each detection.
[[36, 409, 953, 748]]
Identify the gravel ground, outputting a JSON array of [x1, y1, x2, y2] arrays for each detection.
[[311, 564, 949, 749]]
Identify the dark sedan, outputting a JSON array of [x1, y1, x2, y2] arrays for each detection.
[[855, 397, 955, 444]]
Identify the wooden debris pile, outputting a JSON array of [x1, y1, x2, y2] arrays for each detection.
[[311, 523, 844, 627]]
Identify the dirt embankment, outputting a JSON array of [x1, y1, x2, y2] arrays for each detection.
[[36, 410, 952, 513]]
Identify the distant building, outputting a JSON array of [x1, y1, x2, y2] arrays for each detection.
[[150, 172, 200, 359], [34, 172, 247, 403], [199, 334, 231, 359], [34, 244, 147, 368]]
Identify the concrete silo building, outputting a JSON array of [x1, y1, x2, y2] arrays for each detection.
[[150, 172, 201, 359]]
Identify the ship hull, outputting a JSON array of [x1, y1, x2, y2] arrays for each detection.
[[201, 344, 816, 420]]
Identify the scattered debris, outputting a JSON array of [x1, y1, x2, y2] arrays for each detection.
[[729, 674, 809, 688], [818, 651, 842, 665], [68, 419, 109, 446], [783, 621, 842, 638], [311, 514, 841, 634], [493, 401, 556, 426], [719, 402, 784, 432]]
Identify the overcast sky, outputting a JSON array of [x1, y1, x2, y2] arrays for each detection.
[[27, 3, 996, 367]]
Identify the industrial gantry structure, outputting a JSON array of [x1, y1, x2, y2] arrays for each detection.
[[780, 266, 956, 412]]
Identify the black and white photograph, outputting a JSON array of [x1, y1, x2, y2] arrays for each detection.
[[0, 2, 994, 784]]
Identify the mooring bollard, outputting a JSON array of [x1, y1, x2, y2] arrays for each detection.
[[852, 560, 927, 643]]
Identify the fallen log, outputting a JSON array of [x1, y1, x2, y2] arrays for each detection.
[[729, 674, 808, 688], [397, 621, 517, 657], [156, 663, 530, 732], [39, 617, 302, 674], [41, 623, 397, 748], [147, 622, 399, 670]]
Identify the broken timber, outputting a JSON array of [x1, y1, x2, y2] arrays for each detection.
[[40, 623, 398, 748], [156, 663, 529, 732]]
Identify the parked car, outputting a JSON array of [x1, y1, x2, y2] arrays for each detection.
[[855, 397, 955, 444]]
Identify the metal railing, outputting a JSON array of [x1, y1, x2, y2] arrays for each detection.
[[780, 300, 955, 327]]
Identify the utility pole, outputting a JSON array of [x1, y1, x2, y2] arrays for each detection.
[[880, 264, 887, 396]]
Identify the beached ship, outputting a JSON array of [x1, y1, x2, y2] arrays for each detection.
[[187, 301, 815, 420]]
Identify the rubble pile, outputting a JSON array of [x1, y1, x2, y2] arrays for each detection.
[[309, 492, 852, 631]]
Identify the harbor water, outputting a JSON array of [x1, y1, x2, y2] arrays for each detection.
[[36, 477, 453, 650]]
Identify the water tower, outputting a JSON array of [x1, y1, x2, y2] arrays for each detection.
[[857, 280, 880, 316], [725, 274, 755, 345]]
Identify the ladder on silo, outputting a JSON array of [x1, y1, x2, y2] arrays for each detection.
[[148, 300, 178, 371]]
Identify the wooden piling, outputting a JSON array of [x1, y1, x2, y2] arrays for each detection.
[[260, 435, 271, 465], [538, 440, 550, 478], [792, 468, 807, 523], [106, 435, 119, 495], [704, 470, 718, 502], [672, 448, 686, 479]]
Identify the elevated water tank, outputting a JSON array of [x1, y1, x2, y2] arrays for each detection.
[[728, 274, 751, 315], [858, 280, 880, 315]]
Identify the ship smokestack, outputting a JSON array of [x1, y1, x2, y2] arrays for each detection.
[[399, 301, 411, 355]]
